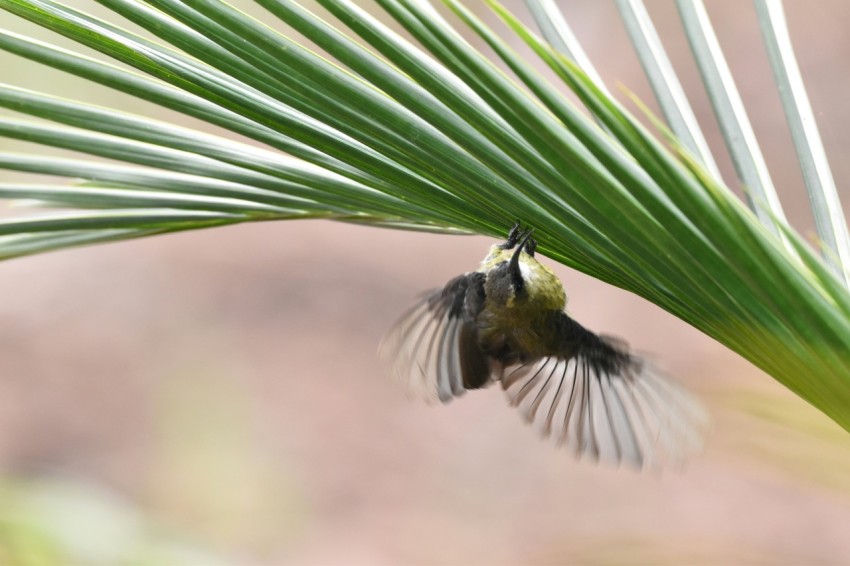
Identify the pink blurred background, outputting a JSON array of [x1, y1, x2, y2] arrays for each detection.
[[2, 1, 850, 564]]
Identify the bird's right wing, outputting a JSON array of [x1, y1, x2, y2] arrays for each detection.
[[379, 273, 490, 404], [501, 318, 708, 470]]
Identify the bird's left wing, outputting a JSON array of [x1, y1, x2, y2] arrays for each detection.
[[501, 316, 708, 470]]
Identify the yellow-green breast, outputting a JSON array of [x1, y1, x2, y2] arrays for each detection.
[[478, 244, 567, 313]]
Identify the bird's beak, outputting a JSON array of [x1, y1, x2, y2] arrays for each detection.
[[509, 229, 534, 273]]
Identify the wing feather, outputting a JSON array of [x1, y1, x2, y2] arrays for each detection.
[[379, 274, 488, 404], [502, 347, 707, 470]]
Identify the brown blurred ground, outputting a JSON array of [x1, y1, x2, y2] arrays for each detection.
[[2, 1, 850, 564]]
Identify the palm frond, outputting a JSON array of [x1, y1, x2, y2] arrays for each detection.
[[1, 0, 850, 431]]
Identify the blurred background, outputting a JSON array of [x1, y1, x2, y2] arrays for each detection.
[[2, 0, 850, 564]]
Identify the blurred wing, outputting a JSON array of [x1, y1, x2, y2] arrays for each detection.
[[379, 273, 489, 403], [501, 341, 708, 470]]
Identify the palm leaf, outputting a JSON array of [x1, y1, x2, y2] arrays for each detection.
[[1, 0, 849, 432]]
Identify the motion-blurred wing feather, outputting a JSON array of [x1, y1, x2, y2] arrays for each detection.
[[379, 273, 488, 403], [502, 331, 707, 470]]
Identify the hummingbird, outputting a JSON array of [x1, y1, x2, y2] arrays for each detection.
[[380, 224, 706, 469]]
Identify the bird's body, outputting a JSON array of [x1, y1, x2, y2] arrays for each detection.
[[479, 240, 568, 358], [381, 225, 706, 469]]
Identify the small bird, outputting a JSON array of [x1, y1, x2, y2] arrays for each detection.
[[380, 224, 707, 470]]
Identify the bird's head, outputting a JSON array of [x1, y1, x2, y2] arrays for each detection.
[[482, 228, 566, 315]]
